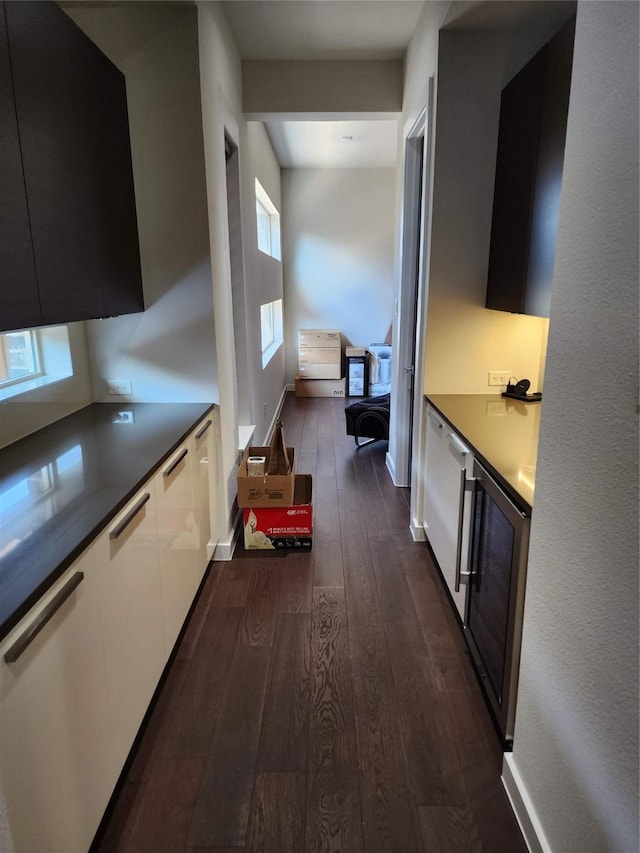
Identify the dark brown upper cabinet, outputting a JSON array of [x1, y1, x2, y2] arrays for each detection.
[[0, 4, 41, 331], [486, 17, 575, 318], [0, 1, 143, 333]]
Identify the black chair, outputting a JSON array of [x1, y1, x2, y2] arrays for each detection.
[[344, 393, 390, 449]]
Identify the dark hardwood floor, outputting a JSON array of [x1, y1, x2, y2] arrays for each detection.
[[95, 394, 527, 853]]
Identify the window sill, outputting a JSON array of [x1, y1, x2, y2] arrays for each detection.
[[0, 371, 73, 402]]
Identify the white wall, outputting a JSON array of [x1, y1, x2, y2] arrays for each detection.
[[423, 25, 573, 395], [282, 167, 396, 382], [198, 3, 285, 552], [506, 3, 639, 851], [66, 3, 218, 406], [244, 122, 286, 443]]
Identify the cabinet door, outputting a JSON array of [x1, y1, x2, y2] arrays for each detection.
[[486, 48, 546, 314], [525, 18, 575, 317], [98, 483, 165, 771], [0, 2, 41, 333], [155, 440, 199, 654], [423, 406, 470, 619], [0, 553, 113, 853], [5, 1, 143, 326], [193, 415, 215, 580]]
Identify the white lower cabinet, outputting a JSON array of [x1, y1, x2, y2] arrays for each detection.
[[193, 415, 215, 580], [155, 439, 199, 654], [0, 412, 218, 852], [423, 403, 474, 619], [97, 483, 166, 772], [0, 553, 113, 853]]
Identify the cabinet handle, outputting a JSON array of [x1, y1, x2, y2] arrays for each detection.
[[448, 432, 469, 457], [195, 419, 212, 440], [4, 572, 84, 664], [109, 492, 151, 540], [163, 448, 188, 478], [427, 408, 442, 429], [455, 476, 476, 592]]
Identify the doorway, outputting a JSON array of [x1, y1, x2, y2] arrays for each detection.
[[391, 97, 430, 489], [225, 133, 250, 426]]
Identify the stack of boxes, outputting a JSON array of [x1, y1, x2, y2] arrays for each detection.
[[237, 436, 313, 550], [295, 329, 345, 397]]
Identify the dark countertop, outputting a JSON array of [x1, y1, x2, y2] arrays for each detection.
[[0, 402, 213, 642], [426, 394, 540, 511]]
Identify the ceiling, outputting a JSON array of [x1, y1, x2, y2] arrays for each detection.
[[221, 1, 426, 61], [220, 1, 575, 169], [221, 1, 427, 168]]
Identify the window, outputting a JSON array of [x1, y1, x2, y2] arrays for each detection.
[[255, 178, 281, 260], [260, 299, 283, 368], [0, 326, 73, 401], [0, 330, 41, 386]]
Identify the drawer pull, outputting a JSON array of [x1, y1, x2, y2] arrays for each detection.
[[5, 572, 84, 664], [163, 448, 188, 478], [109, 492, 151, 540], [195, 419, 212, 440]]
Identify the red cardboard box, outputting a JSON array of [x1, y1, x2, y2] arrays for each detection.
[[243, 474, 312, 550]]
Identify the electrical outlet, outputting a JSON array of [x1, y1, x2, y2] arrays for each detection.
[[488, 370, 511, 387], [107, 379, 132, 396]]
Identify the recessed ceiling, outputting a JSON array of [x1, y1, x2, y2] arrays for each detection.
[[265, 119, 398, 168], [221, 1, 426, 61]]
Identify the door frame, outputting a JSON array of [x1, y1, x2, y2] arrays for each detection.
[[389, 78, 434, 520]]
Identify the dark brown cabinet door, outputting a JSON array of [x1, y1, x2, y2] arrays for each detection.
[[486, 18, 575, 318], [0, 2, 41, 332], [486, 49, 545, 315], [525, 18, 575, 317], [5, 1, 143, 327]]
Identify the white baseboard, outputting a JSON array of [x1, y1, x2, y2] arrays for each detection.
[[265, 384, 293, 442], [213, 509, 242, 561], [502, 753, 550, 853], [410, 518, 426, 541], [385, 451, 397, 484]]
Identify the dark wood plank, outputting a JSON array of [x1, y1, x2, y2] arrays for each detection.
[[306, 588, 363, 853], [245, 772, 306, 853], [211, 561, 253, 607], [353, 446, 392, 542], [405, 566, 478, 696], [257, 614, 311, 773], [240, 560, 283, 646], [340, 487, 384, 631], [385, 635, 469, 807], [124, 758, 203, 852], [419, 805, 482, 853], [278, 551, 313, 613], [187, 645, 272, 848], [197, 605, 243, 649], [175, 562, 224, 661], [150, 645, 234, 760], [94, 781, 144, 852], [313, 473, 344, 588], [349, 622, 424, 852]]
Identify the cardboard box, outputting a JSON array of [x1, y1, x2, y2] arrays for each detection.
[[345, 346, 367, 357], [237, 445, 296, 507], [295, 374, 345, 398], [298, 329, 340, 347], [243, 475, 313, 550]]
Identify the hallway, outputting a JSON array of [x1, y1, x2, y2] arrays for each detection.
[[95, 393, 526, 852]]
